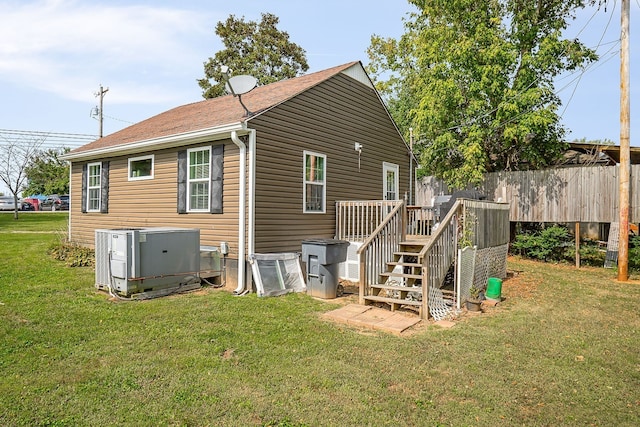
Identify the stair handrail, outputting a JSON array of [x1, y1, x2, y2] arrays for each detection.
[[418, 199, 463, 259], [357, 200, 405, 256], [357, 200, 405, 304], [418, 199, 463, 319]]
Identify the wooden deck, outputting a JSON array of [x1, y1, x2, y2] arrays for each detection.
[[336, 199, 510, 320]]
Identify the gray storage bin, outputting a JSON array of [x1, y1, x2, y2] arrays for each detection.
[[301, 239, 349, 299]]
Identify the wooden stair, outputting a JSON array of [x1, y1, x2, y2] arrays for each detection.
[[363, 241, 427, 316]]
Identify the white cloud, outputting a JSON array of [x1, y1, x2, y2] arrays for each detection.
[[0, 0, 217, 104]]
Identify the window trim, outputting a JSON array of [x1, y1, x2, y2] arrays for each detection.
[[87, 162, 102, 212], [383, 162, 400, 201], [187, 146, 212, 213], [303, 150, 327, 214], [128, 154, 154, 181]]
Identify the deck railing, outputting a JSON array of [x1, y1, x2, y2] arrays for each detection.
[[336, 197, 508, 320], [406, 205, 438, 236], [336, 200, 402, 242], [355, 201, 406, 303]]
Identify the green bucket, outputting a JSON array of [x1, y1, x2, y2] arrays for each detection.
[[486, 277, 503, 300]]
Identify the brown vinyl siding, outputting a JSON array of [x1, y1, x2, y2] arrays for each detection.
[[250, 73, 409, 253], [67, 66, 410, 260], [69, 141, 243, 256]]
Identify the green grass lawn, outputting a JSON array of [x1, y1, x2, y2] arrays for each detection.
[[1, 213, 639, 426]]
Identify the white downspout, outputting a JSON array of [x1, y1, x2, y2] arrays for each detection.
[[247, 129, 256, 260], [230, 130, 247, 294], [67, 162, 72, 242]]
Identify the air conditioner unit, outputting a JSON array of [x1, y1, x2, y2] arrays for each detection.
[[95, 227, 200, 297]]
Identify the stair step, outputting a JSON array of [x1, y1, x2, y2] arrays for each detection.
[[380, 272, 422, 280], [395, 251, 421, 257], [364, 295, 422, 306], [400, 241, 429, 249], [371, 283, 423, 293], [387, 261, 422, 268]]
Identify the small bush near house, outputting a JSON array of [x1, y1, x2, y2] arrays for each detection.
[[48, 231, 94, 267]]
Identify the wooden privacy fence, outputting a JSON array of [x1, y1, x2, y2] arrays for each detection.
[[417, 165, 640, 223]]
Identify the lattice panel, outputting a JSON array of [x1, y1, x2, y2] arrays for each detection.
[[457, 246, 477, 309], [428, 284, 457, 321], [605, 222, 619, 268]]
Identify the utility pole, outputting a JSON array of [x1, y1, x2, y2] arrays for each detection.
[[95, 85, 109, 138], [618, 0, 630, 281]]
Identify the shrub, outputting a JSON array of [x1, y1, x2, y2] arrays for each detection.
[[48, 238, 95, 267], [511, 225, 572, 262], [628, 235, 640, 269], [579, 242, 606, 267]]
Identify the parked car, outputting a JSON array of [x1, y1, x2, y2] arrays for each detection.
[[40, 194, 69, 211], [0, 196, 17, 211], [20, 201, 35, 211]]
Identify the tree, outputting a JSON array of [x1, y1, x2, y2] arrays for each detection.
[[198, 13, 309, 99], [367, 0, 598, 188], [22, 147, 70, 196], [0, 134, 44, 219]]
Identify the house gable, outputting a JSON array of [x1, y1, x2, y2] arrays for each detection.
[[64, 60, 410, 263], [248, 72, 410, 253]]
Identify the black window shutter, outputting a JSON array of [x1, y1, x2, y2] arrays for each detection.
[[210, 145, 224, 214], [100, 161, 109, 213], [177, 150, 187, 214], [81, 164, 87, 213]]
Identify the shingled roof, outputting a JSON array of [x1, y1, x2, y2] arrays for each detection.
[[67, 61, 361, 158]]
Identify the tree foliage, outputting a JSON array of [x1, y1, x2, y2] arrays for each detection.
[[22, 147, 70, 196], [367, 0, 598, 188], [198, 13, 309, 99]]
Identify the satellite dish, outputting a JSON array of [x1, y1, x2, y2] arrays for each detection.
[[225, 75, 258, 95]]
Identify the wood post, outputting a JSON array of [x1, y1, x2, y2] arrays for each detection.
[[575, 222, 580, 268]]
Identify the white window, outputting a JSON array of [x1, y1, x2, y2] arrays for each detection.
[[187, 146, 211, 212], [128, 155, 154, 180], [303, 151, 326, 213], [383, 162, 399, 200], [87, 162, 102, 212]]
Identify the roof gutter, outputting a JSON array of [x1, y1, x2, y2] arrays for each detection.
[[230, 129, 255, 294], [60, 122, 246, 162]]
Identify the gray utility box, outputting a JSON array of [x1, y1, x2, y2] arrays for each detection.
[[200, 245, 222, 285], [301, 238, 349, 299], [96, 227, 200, 296]]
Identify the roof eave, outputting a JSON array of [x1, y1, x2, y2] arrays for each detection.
[[61, 122, 247, 162]]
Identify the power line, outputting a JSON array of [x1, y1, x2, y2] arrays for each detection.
[[0, 129, 97, 149], [559, 2, 618, 117], [102, 114, 134, 125], [413, 4, 619, 140]]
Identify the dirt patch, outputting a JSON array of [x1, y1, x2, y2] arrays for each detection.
[[501, 269, 539, 300]]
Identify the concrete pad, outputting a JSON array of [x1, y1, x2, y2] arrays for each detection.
[[322, 303, 420, 335], [321, 304, 370, 320], [373, 313, 421, 335]]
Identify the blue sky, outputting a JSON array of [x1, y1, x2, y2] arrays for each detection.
[[0, 0, 637, 148]]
